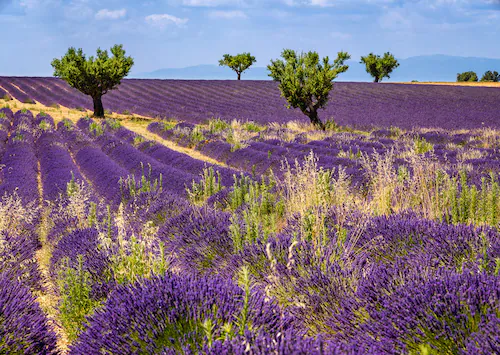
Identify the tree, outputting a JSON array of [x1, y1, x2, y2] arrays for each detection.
[[267, 49, 350, 130], [51, 45, 134, 118], [457, 71, 478, 82], [360, 52, 399, 83], [218, 53, 256, 80], [480, 70, 499, 82]]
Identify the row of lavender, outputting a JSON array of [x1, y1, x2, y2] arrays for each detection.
[[0, 109, 243, 353], [148, 119, 500, 189], [1, 109, 499, 353], [0, 108, 58, 354], [2, 76, 500, 128]]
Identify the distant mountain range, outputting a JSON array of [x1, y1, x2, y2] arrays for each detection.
[[132, 55, 500, 82]]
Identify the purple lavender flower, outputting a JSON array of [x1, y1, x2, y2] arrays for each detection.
[[70, 273, 294, 354], [0, 272, 59, 354], [364, 269, 500, 354], [50, 228, 114, 300]]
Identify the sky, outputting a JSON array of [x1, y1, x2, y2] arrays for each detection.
[[0, 0, 499, 76]]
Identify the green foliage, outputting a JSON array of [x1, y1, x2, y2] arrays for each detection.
[[122, 110, 131, 115], [229, 174, 285, 251], [120, 163, 163, 200], [161, 121, 176, 131], [38, 120, 49, 131], [413, 137, 434, 154], [23, 98, 35, 104], [267, 49, 350, 129], [433, 171, 500, 227], [21, 108, 28, 114], [360, 52, 399, 83], [12, 133, 24, 142], [51, 44, 133, 117], [457, 71, 478, 82], [89, 122, 104, 137], [187, 166, 225, 205], [244, 121, 263, 132], [236, 266, 253, 336], [219, 53, 256, 80], [63, 119, 73, 130], [2, 94, 12, 101], [104, 118, 121, 130], [324, 119, 339, 131], [58, 256, 100, 341], [66, 172, 79, 197], [480, 70, 500, 82], [113, 237, 150, 284], [176, 125, 206, 147], [0, 112, 6, 118], [49, 103, 60, 109], [132, 135, 144, 146], [208, 118, 230, 134], [226, 129, 246, 152]]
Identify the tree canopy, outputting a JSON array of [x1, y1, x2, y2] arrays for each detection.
[[457, 71, 478, 82], [267, 49, 350, 130], [51, 44, 134, 117], [218, 53, 256, 80], [480, 70, 499, 82], [360, 52, 399, 83]]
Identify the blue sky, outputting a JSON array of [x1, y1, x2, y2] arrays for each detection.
[[1, 0, 499, 76]]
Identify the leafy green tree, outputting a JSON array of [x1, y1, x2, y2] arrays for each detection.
[[480, 70, 499, 82], [267, 49, 350, 130], [51, 45, 134, 118], [219, 53, 256, 80], [457, 71, 478, 82], [360, 52, 399, 83]]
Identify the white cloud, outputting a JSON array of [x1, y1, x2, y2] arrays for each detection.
[[283, 0, 397, 6], [95, 9, 127, 20], [145, 13, 189, 28], [19, 0, 40, 8], [182, 0, 244, 6], [19, 0, 59, 10], [379, 9, 413, 30], [64, 0, 93, 21], [209, 10, 247, 19], [330, 31, 352, 40]]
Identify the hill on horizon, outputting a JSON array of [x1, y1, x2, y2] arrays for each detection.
[[131, 54, 500, 82]]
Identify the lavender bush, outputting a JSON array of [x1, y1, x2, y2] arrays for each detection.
[[0, 272, 59, 354]]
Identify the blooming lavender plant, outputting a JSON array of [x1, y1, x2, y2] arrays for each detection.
[[50, 228, 114, 300], [0, 272, 59, 354], [70, 273, 295, 354], [3, 77, 500, 128]]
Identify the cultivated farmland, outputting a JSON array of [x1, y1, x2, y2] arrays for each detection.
[[1, 77, 500, 129], [0, 79, 499, 354]]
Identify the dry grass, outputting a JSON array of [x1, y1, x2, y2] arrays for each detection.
[[393, 82, 500, 88], [0, 97, 150, 124], [123, 119, 230, 167], [1, 97, 229, 167]]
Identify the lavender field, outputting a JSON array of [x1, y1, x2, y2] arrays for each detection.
[[1, 77, 500, 129], [1, 96, 500, 353]]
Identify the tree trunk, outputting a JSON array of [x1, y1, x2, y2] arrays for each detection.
[[93, 96, 104, 118], [308, 109, 325, 130], [237, 72, 241, 80], [374, 77, 380, 83]]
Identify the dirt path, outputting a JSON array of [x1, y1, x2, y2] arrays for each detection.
[[2, 95, 229, 168], [34, 159, 70, 353], [122, 120, 230, 168]]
